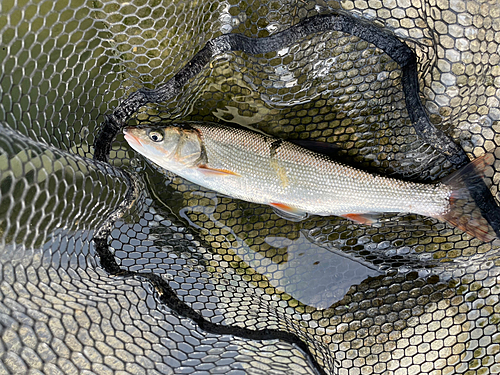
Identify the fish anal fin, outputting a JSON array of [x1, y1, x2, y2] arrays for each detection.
[[341, 213, 379, 225], [270, 202, 309, 222], [197, 165, 241, 177]]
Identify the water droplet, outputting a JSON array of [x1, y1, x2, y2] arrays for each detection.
[[220, 24, 232, 34], [277, 47, 289, 57], [377, 72, 389, 81], [231, 17, 240, 27], [478, 115, 492, 127], [266, 23, 279, 33]]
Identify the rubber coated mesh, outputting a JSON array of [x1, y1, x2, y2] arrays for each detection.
[[1, 0, 500, 374]]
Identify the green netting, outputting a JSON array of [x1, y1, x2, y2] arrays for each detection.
[[1, 0, 500, 374]]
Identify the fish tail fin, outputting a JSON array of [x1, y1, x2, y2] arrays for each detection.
[[433, 153, 497, 242]]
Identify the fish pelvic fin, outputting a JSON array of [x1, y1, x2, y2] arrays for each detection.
[[270, 203, 309, 222], [341, 213, 380, 225], [434, 153, 497, 243]]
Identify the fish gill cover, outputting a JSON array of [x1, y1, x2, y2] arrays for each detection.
[[1, 0, 500, 374]]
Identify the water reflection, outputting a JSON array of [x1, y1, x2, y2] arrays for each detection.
[[264, 233, 383, 308], [176, 189, 382, 309]]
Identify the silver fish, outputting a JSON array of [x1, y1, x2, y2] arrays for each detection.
[[123, 122, 495, 242]]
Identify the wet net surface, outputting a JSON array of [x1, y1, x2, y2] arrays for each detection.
[[1, 0, 500, 374]]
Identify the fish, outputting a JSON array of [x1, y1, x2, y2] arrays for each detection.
[[123, 122, 497, 242]]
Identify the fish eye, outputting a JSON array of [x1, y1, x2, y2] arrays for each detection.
[[148, 129, 164, 143]]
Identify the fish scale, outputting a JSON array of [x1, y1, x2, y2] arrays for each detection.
[[123, 122, 495, 242], [193, 123, 451, 217], [127, 123, 450, 216]]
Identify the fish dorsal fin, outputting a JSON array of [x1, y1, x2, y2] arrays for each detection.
[[290, 139, 341, 158], [197, 165, 241, 177], [270, 202, 309, 222]]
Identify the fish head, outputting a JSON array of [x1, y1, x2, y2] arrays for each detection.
[[123, 125, 204, 169]]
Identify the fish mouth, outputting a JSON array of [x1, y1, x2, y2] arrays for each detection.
[[123, 128, 143, 149]]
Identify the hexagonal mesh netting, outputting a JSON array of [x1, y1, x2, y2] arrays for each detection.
[[1, 0, 500, 374]]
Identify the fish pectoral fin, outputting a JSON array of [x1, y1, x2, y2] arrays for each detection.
[[197, 165, 241, 177], [270, 203, 309, 222], [341, 213, 380, 225]]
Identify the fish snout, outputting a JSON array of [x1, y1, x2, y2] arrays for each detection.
[[123, 128, 143, 149]]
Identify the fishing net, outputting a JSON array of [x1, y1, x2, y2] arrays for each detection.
[[1, 0, 500, 374]]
